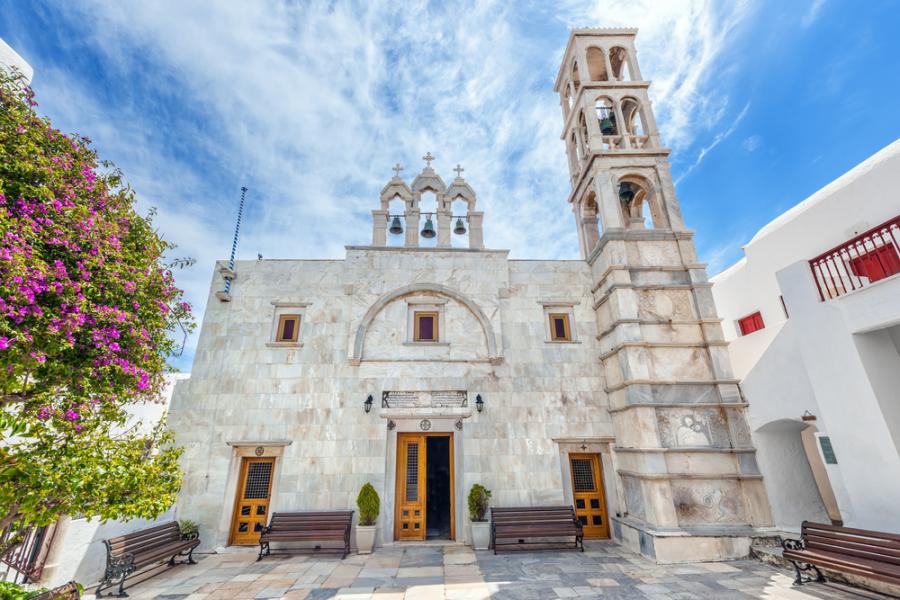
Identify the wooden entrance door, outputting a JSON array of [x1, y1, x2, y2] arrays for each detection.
[[229, 457, 275, 545], [569, 453, 609, 539], [395, 433, 455, 541]]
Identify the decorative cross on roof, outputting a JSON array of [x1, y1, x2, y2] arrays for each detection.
[[422, 151, 435, 168], [453, 164, 465, 178], [392, 163, 404, 177]]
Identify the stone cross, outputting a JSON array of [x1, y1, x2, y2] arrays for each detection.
[[422, 152, 435, 167], [392, 163, 404, 177], [453, 164, 464, 178]]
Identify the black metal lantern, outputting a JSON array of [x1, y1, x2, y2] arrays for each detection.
[[421, 217, 436, 239], [389, 216, 404, 235], [475, 394, 484, 413], [618, 182, 636, 204], [453, 217, 467, 235], [364, 395, 373, 413]]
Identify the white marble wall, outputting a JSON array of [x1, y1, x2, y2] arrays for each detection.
[[168, 248, 614, 550]]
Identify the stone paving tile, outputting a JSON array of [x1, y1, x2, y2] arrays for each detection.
[[83, 542, 889, 599]]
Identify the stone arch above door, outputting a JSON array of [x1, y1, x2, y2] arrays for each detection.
[[350, 283, 502, 365]]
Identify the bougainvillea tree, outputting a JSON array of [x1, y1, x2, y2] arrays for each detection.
[[0, 69, 193, 553]]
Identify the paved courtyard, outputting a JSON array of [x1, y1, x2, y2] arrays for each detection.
[[95, 542, 884, 600]]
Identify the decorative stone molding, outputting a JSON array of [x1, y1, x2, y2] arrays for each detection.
[[350, 283, 502, 365]]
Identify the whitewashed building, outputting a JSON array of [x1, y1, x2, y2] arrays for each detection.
[[169, 29, 774, 564], [711, 140, 900, 534], [0, 38, 33, 85]]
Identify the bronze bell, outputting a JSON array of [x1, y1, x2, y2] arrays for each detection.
[[618, 182, 636, 204], [453, 217, 467, 235], [389, 216, 403, 235], [421, 217, 436, 239]]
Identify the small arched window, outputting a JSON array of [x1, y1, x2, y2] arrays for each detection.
[[586, 47, 607, 81], [609, 47, 630, 81], [572, 61, 582, 93]]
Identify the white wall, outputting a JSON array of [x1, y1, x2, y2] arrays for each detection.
[[0, 38, 33, 84], [775, 261, 900, 532], [38, 374, 188, 589]]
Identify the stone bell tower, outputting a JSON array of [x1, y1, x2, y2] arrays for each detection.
[[555, 29, 773, 562]]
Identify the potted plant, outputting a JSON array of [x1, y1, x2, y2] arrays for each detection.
[[356, 482, 380, 554], [468, 483, 492, 550], [178, 519, 199, 541]]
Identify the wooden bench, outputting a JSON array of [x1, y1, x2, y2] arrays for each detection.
[[97, 521, 199, 597], [258, 511, 353, 561], [490, 506, 583, 554], [782, 521, 900, 587]]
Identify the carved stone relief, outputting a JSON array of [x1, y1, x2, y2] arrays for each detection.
[[657, 408, 730, 448], [673, 481, 746, 525]]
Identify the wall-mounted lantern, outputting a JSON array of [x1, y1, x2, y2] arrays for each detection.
[[475, 394, 484, 413], [364, 395, 374, 413]]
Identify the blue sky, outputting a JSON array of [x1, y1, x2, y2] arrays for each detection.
[[2, 0, 899, 370]]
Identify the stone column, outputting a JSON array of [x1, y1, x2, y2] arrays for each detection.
[[437, 209, 452, 248], [468, 212, 484, 249], [405, 208, 420, 247], [372, 210, 388, 246], [579, 215, 600, 259]]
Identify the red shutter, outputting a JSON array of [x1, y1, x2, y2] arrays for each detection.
[[848, 244, 900, 283], [738, 311, 765, 336]]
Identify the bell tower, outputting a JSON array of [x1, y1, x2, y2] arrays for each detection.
[[556, 29, 773, 562]]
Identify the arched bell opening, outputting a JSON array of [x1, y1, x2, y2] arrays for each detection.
[[572, 60, 582, 93], [578, 111, 589, 156], [579, 190, 601, 257], [586, 46, 608, 81], [616, 175, 668, 230], [595, 97, 618, 150], [450, 198, 470, 248], [621, 97, 649, 149], [387, 197, 406, 247], [610, 46, 630, 81], [417, 190, 439, 247]]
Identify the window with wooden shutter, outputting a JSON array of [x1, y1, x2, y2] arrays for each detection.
[[276, 315, 301, 342], [414, 312, 438, 342], [549, 313, 572, 341], [738, 311, 764, 336]]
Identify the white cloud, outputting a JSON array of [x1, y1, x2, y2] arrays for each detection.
[[801, 0, 827, 28], [29, 0, 756, 367], [675, 102, 750, 185], [742, 134, 762, 152]]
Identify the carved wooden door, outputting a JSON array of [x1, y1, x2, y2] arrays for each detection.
[[230, 457, 275, 545], [396, 434, 426, 540], [569, 453, 609, 539]]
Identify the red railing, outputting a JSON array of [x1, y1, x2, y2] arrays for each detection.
[[1, 522, 57, 583], [809, 216, 900, 300]]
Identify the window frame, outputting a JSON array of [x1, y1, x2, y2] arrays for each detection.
[[549, 313, 572, 342], [413, 311, 440, 343], [275, 314, 301, 343], [268, 301, 310, 347], [540, 300, 580, 344]]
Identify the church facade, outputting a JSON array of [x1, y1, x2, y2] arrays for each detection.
[[169, 28, 773, 563]]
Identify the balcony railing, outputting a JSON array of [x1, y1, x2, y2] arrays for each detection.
[[809, 215, 900, 300], [1, 522, 57, 583]]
